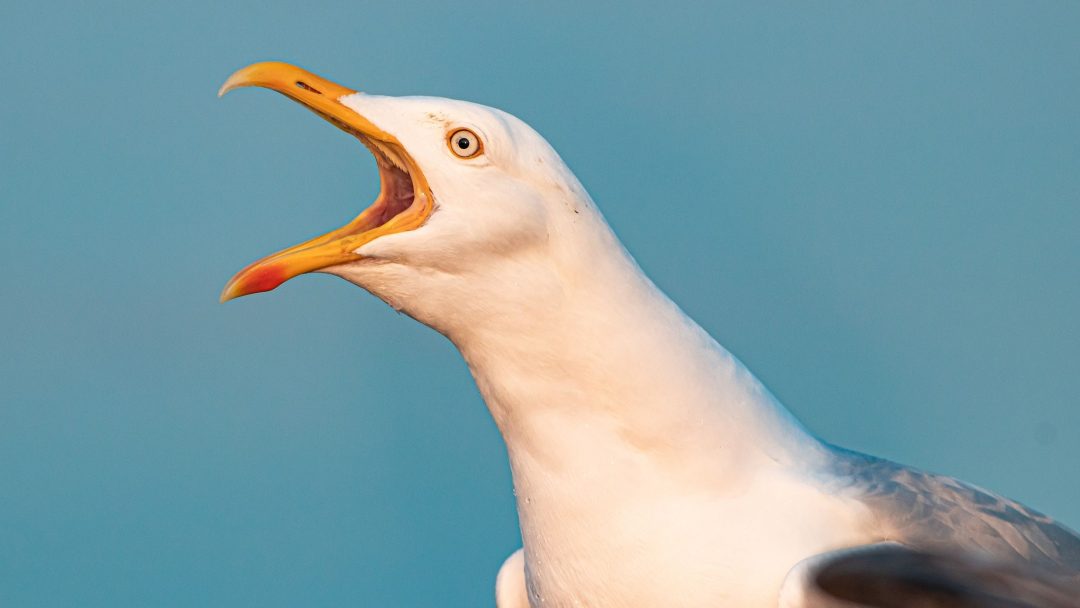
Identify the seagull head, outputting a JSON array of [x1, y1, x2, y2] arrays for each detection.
[[219, 62, 602, 332]]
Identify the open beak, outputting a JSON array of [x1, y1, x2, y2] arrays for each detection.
[[218, 61, 433, 302]]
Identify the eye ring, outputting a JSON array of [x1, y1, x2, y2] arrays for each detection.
[[447, 128, 483, 159]]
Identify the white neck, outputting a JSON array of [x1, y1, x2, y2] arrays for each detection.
[[342, 188, 843, 604], [418, 201, 829, 518]]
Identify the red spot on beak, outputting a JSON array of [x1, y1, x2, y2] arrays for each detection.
[[244, 265, 288, 295], [220, 262, 295, 302]]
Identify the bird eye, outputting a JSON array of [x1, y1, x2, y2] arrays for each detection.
[[448, 128, 482, 158]]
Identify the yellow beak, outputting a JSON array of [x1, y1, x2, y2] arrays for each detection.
[[218, 62, 433, 302]]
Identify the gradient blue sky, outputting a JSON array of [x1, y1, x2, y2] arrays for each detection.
[[2, 2, 1078, 606]]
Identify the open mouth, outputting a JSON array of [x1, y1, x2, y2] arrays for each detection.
[[218, 62, 433, 302]]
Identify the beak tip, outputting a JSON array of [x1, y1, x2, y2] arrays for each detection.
[[217, 61, 292, 99], [219, 284, 239, 303], [217, 74, 242, 98], [219, 264, 289, 303]]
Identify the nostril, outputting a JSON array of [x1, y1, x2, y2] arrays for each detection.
[[295, 81, 322, 95]]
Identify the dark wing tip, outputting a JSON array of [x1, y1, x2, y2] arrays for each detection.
[[805, 545, 1079, 608]]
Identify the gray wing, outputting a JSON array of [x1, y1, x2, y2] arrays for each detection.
[[830, 447, 1080, 579], [789, 543, 1080, 608]]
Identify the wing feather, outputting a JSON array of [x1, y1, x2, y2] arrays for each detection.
[[784, 543, 1080, 608]]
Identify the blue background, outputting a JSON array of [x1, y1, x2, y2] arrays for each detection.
[[2, 2, 1078, 605]]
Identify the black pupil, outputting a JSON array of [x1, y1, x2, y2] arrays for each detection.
[[457, 136, 470, 149]]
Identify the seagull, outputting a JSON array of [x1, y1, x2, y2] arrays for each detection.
[[218, 62, 1080, 607]]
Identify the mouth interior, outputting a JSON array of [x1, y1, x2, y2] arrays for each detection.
[[359, 138, 417, 231], [290, 76, 420, 237]]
